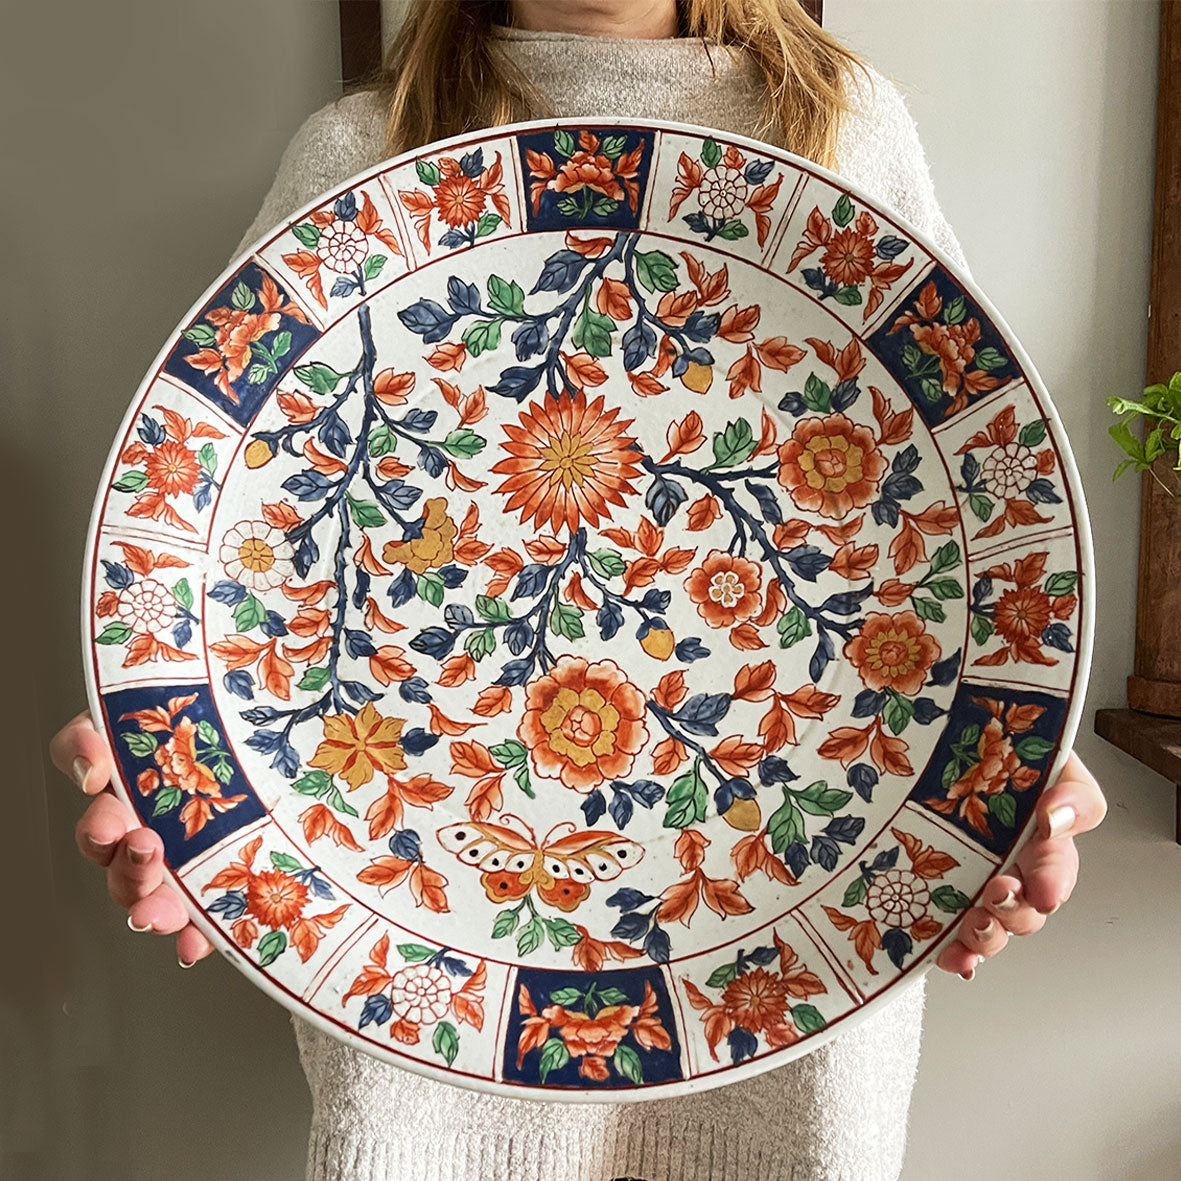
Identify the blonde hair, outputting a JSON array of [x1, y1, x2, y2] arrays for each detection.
[[359, 1, 873, 171]]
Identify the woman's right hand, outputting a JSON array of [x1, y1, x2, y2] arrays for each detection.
[[51, 710, 215, 968]]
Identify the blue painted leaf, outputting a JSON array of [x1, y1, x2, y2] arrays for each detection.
[[783, 545, 831, 581], [223, 669, 254, 700], [744, 481, 782, 524], [672, 693, 730, 736], [447, 276, 481, 314], [848, 763, 878, 802], [758, 756, 797, 785], [809, 628, 835, 682], [597, 601, 624, 641], [882, 927, 913, 970], [409, 627, 456, 659], [397, 298, 456, 343], [401, 727, 438, 757], [531, 249, 588, 294], [399, 676, 432, 704], [489, 364, 544, 401], [644, 924, 671, 963], [282, 471, 332, 501], [581, 790, 607, 825], [389, 830, 422, 860], [675, 637, 710, 662], [728, 1026, 758, 1065], [102, 561, 134, 589], [608, 791, 634, 829], [360, 994, 393, 1029], [645, 474, 687, 527]]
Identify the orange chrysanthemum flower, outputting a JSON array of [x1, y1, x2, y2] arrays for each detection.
[[518, 656, 647, 792], [844, 610, 941, 697], [144, 440, 201, 497], [777, 412, 887, 520], [720, 967, 789, 1033], [491, 392, 642, 534], [246, 868, 309, 929], [994, 586, 1052, 645], [821, 227, 876, 287], [684, 551, 763, 629], [434, 174, 486, 228], [309, 701, 407, 791]]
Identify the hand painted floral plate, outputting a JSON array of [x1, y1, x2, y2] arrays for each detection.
[[83, 117, 1093, 1100]]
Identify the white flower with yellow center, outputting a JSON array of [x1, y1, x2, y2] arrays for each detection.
[[698, 165, 749, 220], [708, 570, 745, 609], [388, 963, 453, 1024], [865, 868, 930, 928], [116, 578, 175, 632], [219, 520, 294, 591], [981, 442, 1039, 499], [316, 218, 369, 273]]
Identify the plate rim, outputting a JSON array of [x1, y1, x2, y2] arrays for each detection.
[[80, 112, 1095, 1102]]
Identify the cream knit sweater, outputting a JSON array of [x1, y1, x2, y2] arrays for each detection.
[[230, 24, 972, 1181]]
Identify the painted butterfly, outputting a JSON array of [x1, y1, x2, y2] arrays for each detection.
[[437, 813, 645, 912]]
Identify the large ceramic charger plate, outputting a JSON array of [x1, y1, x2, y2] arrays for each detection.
[[82, 117, 1093, 1100]]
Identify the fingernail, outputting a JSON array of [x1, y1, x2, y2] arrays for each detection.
[[85, 835, 115, 854], [72, 757, 92, 793], [992, 890, 1019, 912], [127, 915, 153, 933], [178, 957, 196, 970], [1047, 900, 1062, 916], [1047, 804, 1076, 839], [975, 918, 996, 941], [126, 845, 152, 866], [960, 966, 975, 981]]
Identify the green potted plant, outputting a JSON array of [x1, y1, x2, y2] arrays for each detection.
[[1108, 370, 1181, 715]]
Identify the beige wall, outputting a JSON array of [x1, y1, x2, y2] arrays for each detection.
[[824, 2, 1181, 1178], [5, 1, 1177, 1178]]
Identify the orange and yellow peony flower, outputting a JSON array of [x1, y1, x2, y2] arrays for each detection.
[[518, 656, 647, 792], [777, 412, 887, 520], [153, 716, 220, 796], [844, 610, 941, 697], [382, 497, 458, 574]]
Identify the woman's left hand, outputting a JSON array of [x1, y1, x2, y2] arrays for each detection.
[[934, 751, 1107, 980]]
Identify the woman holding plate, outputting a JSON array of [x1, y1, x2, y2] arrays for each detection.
[[53, 1, 1107, 1179]]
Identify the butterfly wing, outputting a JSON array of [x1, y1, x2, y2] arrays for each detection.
[[437, 820, 538, 903], [535, 829, 646, 911]]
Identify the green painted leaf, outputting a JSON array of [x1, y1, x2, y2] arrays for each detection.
[[113, 471, 149, 493], [291, 223, 320, 248], [441, 429, 486, 458], [347, 495, 386, 529], [544, 918, 581, 949], [475, 213, 501, 238], [791, 1003, 827, 1033], [712, 418, 756, 467], [717, 219, 749, 240], [767, 789, 805, 853], [601, 135, 627, 160], [833, 285, 862, 306], [432, 1020, 459, 1066], [183, 323, 217, 347], [777, 606, 811, 648], [588, 549, 626, 578], [271, 331, 291, 360], [1015, 735, 1055, 761], [796, 781, 852, 815], [517, 916, 544, 956], [943, 295, 967, 325], [487, 275, 525, 315], [464, 627, 496, 661], [988, 792, 1018, 827], [929, 541, 961, 574], [513, 763, 534, 799], [549, 986, 584, 1006], [597, 987, 629, 1005], [842, 876, 869, 908], [367, 425, 396, 457], [550, 602, 584, 640], [971, 613, 994, 645], [270, 851, 302, 872], [926, 578, 964, 601], [246, 363, 269, 385], [233, 594, 267, 631], [476, 595, 511, 623], [197, 443, 217, 476], [919, 376, 945, 403], [417, 572, 445, 608], [802, 373, 832, 412], [256, 930, 286, 966], [930, 884, 971, 913], [571, 307, 615, 357], [294, 362, 345, 394], [538, 1036, 570, 1083], [969, 493, 994, 521], [490, 739, 527, 767], [123, 731, 158, 758], [416, 158, 441, 186], [299, 666, 330, 691], [396, 943, 435, 962], [832, 193, 855, 226], [196, 719, 219, 746], [663, 766, 707, 829], [363, 254, 387, 281], [1044, 572, 1077, 597], [705, 962, 739, 989], [292, 770, 331, 797], [613, 1042, 643, 1085], [172, 578, 194, 611], [635, 250, 679, 293], [96, 622, 132, 645], [554, 129, 576, 158], [152, 784, 182, 816], [912, 596, 945, 623], [462, 318, 502, 357], [230, 280, 255, 311], [492, 909, 519, 938], [1018, 419, 1047, 447], [974, 346, 1008, 372], [882, 694, 914, 736]]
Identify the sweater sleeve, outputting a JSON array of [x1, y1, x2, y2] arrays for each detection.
[[229, 91, 388, 262], [838, 65, 974, 282]]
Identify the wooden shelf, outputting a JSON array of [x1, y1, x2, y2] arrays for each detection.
[[1094, 708, 1181, 842]]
